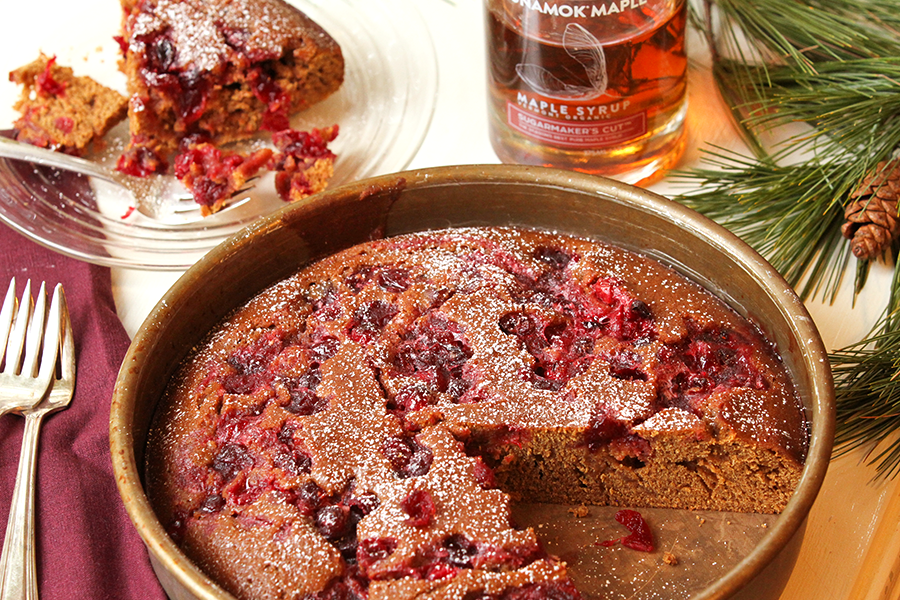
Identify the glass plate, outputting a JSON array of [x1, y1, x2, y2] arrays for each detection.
[[0, 0, 438, 270]]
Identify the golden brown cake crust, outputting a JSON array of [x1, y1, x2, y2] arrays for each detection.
[[147, 227, 808, 600]]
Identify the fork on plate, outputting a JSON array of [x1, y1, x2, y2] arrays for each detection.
[[0, 279, 74, 600], [0, 135, 252, 223]]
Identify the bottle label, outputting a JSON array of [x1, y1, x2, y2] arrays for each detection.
[[506, 102, 646, 148]]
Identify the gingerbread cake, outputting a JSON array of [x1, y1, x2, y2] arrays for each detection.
[[116, 0, 344, 173], [9, 54, 128, 156], [146, 227, 809, 600]]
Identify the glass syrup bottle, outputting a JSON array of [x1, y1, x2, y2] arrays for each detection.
[[484, 0, 688, 185]]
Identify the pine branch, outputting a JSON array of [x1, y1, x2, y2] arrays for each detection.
[[680, 0, 900, 475]]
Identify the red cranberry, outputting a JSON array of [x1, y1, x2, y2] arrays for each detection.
[[386, 384, 434, 424], [500, 580, 583, 600], [605, 349, 647, 381], [295, 480, 326, 516], [590, 278, 656, 343], [584, 407, 627, 452], [401, 489, 436, 527], [116, 144, 168, 177], [532, 246, 573, 269], [347, 300, 398, 344], [282, 365, 327, 415], [310, 334, 340, 361], [313, 568, 369, 600], [392, 314, 472, 397], [222, 331, 285, 394], [471, 457, 497, 489], [382, 436, 433, 479], [211, 442, 253, 482], [198, 493, 225, 514], [316, 504, 350, 540], [346, 265, 376, 292], [377, 267, 412, 292], [35, 56, 66, 97], [357, 537, 398, 569], [249, 67, 290, 131], [273, 446, 311, 476], [656, 319, 768, 413], [601, 509, 654, 552]]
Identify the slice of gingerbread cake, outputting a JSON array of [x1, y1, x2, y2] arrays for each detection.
[[9, 53, 128, 156], [117, 0, 344, 173]]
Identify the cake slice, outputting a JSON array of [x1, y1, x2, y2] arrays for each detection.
[[9, 54, 128, 156], [116, 0, 344, 174]]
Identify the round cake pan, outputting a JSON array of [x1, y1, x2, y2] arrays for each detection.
[[110, 164, 834, 600]]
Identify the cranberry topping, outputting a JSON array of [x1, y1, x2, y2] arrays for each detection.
[[310, 284, 341, 320], [385, 384, 433, 424], [392, 313, 473, 399], [305, 567, 369, 600], [357, 537, 399, 571], [272, 126, 338, 160], [533, 246, 573, 270], [378, 268, 413, 293], [272, 444, 312, 476], [173, 142, 272, 212], [211, 442, 253, 482], [270, 126, 339, 203], [348, 265, 413, 294], [498, 311, 594, 391], [382, 435, 434, 479], [590, 277, 656, 343], [471, 457, 497, 489], [54, 117, 74, 134], [387, 534, 543, 581], [584, 406, 628, 452], [347, 300, 398, 344], [401, 489, 436, 527], [116, 143, 168, 177], [295, 480, 327, 516], [605, 349, 647, 381], [222, 330, 286, 394], [656, 319, 769, 414], [600, 509, 654, 552], [463, 580, 583, 600], [133, 31, 211, 126], [281, 365, 327, 415], [316, 504, 351, 540], [249, 66, 291, 132], [35, 56, 66, 97], [345, 265, 375, 293]]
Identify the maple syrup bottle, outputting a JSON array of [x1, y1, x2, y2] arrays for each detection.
[[485, 0, 688, 185]]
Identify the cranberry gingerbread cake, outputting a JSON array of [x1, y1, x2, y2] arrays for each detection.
[[116, 0, 344, 171], [9, 54, 128, 156], [147, 227, 809, 600]]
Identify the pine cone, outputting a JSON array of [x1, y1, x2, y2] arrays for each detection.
[[841, 159, 900, 260]]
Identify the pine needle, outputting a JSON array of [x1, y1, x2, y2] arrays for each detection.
[[679, 0, 900, 475]]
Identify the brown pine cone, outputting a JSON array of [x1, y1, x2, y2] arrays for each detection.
[[841, 159, 900, 260]]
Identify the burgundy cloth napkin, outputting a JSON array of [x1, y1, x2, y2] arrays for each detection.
[[0, 222, 166, 599]]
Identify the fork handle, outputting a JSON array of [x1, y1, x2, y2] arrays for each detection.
[[0, 414, 44, 600]]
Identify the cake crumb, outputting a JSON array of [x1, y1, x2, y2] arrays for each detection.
[[568, 505, 590, 518], [761, 522, 768, 529], [696, 516, 705, 526], [663, 552, 679, 565]]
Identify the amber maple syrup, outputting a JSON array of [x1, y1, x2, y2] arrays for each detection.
[[485, 0, 687, 185]]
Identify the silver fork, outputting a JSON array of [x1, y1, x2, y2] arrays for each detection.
[[0, 135, 251, 222], [0, 284, 72, 600], [0, 279, 61, 419]]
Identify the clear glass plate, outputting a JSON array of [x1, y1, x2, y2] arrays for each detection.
[[0, 0, 438, 270]]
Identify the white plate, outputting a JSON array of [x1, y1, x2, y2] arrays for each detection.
[[0, 0, 438, 270]]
